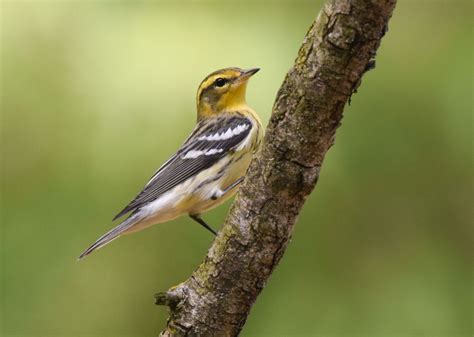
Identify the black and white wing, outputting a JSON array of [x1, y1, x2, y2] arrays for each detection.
[[112, 116, 253, 220]]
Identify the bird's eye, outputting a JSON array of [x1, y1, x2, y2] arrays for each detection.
[[215, 78, 227, 87]]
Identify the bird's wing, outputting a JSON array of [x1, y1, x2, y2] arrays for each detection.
[[112, 116, 253, 220]]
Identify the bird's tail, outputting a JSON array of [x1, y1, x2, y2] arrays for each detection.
[[78, 213, 143, 260]]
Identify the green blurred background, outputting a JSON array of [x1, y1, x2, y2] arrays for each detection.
[[1, 0, 472, 336]]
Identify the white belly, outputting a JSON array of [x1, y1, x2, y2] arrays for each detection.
[[124, 152, 252, 234]]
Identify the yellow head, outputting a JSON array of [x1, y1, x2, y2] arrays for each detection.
[[196, 67, 260, 120]]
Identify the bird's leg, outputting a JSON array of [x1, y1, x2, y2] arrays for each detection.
[[189, 214, 217, 236], [211, 177, 244, 200]]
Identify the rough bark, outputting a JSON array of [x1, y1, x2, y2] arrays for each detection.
[[155, 0, 397, 335]]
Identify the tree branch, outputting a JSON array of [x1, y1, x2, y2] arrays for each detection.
[[156, 0, 397, 335]]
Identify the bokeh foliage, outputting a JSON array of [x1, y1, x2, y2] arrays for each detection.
[[1, 1, 472, 336]]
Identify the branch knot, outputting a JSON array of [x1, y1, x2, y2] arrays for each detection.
[[155, 286, 186, 310]]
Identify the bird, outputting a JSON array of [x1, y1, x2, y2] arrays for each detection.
[[78, 67, 263, 259]]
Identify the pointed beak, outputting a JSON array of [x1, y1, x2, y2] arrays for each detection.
[[239, 68, 260, 80]]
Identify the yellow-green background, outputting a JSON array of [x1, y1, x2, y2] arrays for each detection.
[[1, 1, 472, 336]]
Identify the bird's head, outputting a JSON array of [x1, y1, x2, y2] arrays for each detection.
[[196, 67, 260, 120]]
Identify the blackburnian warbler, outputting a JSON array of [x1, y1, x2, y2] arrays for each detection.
[[79, 67, 263, 259]]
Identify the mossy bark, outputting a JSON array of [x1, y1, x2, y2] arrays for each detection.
[[156, 0, 397, 335]]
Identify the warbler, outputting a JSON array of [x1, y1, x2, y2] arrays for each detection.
[[79, 67, 263, 259]]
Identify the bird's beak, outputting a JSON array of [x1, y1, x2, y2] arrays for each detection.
[[239, 68, 260, 81]]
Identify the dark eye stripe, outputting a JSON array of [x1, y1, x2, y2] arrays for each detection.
[[197, 71, 239, 105]]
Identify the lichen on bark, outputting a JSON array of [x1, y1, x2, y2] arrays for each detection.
[[156, 0, 397, 335]]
